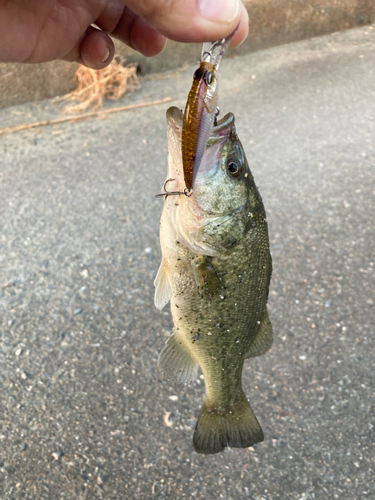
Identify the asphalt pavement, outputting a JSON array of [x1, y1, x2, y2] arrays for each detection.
[[0, 25, 374, 500]]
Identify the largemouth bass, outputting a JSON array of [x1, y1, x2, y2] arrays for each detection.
[[154, 106, 273, 454]]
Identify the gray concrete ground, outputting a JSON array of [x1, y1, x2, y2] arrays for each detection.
[[0, 26, 374, 500]]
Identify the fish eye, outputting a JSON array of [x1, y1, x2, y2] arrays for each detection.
[[227, 159, 242, 178], [204, 71, 214, 85]]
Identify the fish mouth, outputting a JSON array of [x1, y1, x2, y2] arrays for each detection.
[[166, 106, 236, 198], [205, 112, 235, 152], [213, 112, 234, 135], [165, 107, 243, 256], [166, 106, 240, 219]]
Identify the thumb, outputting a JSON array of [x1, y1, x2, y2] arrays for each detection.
[[121, 0, 248, 46]]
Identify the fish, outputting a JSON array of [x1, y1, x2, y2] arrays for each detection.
[[154, 106, 273, 454], [181, 24, 239, 191]]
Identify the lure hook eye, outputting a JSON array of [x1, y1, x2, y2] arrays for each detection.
[[155, 179, 193, 198]]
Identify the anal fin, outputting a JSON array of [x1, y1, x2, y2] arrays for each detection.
[[245, 310, 273, 359], [158, 331, 199, 386]]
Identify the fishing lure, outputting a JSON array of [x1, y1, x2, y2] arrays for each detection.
[[181, 23, 239, 191]]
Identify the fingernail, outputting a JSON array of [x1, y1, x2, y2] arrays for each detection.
[[200, 0, 239, 23], [102, 47, 110, 62]]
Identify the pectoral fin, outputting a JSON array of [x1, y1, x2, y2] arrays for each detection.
[[191, 255, 223, 299], [154, 258, 172, 310], [245, 310, 273, 359]]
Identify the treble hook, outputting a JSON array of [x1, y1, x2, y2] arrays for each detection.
[[155, 178, 193, 198]]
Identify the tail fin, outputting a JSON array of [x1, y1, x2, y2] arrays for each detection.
[[193, 391, 264, 454]]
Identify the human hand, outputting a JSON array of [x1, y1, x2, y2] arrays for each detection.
[[1, 0, 248, 69]]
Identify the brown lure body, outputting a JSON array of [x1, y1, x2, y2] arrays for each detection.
[[180, 23, 239, 191], [182, 61, 218, 191]]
